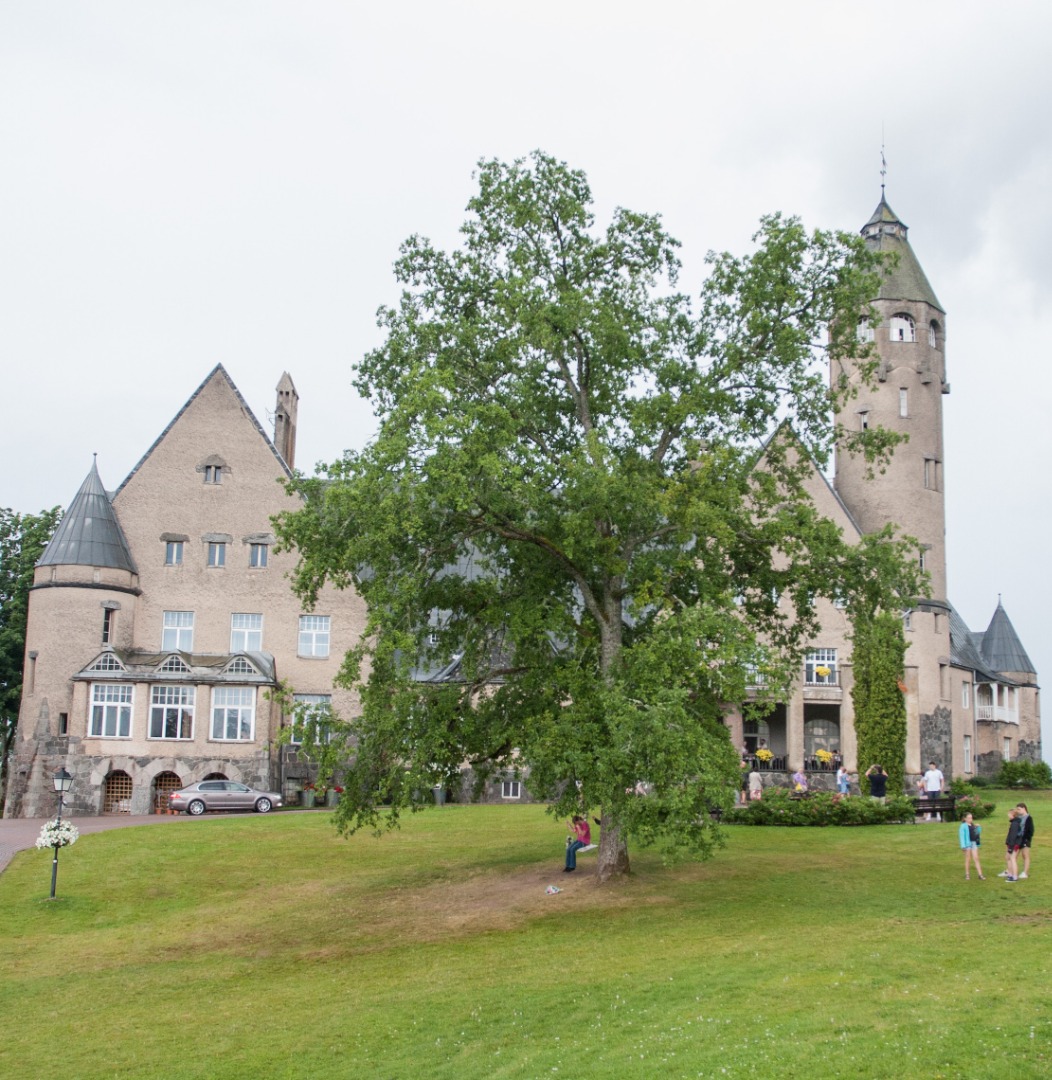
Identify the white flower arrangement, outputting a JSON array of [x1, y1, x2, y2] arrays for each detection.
[[35, 818, 79, 850]]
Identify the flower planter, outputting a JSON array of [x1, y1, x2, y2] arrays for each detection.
[[325, 789, 339, 807], [299, 790, 316, 808]]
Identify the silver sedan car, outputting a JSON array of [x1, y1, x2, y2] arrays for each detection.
[[169, 780, 282, 816]]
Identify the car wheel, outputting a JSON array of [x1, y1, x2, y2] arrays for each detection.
[[254, 797, 272, 813], [187, 799, 207, 816]]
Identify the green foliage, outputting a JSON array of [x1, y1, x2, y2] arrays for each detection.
[[269, 682, 353, 792], [996, 759, 1052, 789], [953, 793, 997, 820], [724, 787, 914, 825], [274, 151, 921, 878], [852, 611, 909, 797], [0, 507, 61, 794]]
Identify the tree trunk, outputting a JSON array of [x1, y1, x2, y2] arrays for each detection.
[[596, 810, 630, 882]]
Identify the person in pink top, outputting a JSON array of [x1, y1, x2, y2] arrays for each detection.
[[564, 815, 591, 871]]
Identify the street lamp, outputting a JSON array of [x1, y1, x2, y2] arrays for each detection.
[[49, 767, 73, 901]]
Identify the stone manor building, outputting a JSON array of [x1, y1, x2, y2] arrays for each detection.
[[3, 195, 1042, 817]]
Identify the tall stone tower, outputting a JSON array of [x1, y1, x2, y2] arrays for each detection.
[[834, 196, 953, 773], [4, 461, 140, 817]]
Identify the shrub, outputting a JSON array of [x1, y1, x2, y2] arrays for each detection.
[[995, 760, 1052, 789], [723, 787, 915, 826], [954, 793, 996, 820]]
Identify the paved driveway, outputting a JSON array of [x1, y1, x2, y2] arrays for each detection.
[[0, 814, 192, 874]]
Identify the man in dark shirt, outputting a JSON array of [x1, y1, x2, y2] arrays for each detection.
[[866, 764, 888, 803]]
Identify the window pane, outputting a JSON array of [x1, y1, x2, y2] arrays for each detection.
[[230, 613, 263, 651]]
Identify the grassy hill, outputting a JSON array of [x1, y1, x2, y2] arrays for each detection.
[[2, 793, 1049, 1078]]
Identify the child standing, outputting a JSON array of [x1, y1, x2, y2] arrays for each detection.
[[958, 812, 984, 881]]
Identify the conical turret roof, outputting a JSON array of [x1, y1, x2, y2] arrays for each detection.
[[862, 196, 944, 313], [979, 601, 1035, 677], [38, 460, 137, 572]]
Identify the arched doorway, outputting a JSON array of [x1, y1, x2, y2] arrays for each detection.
[[103, 770, 133, 814], [152, 771, 182, 813]]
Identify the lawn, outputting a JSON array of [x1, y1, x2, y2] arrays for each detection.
[[1, 791, 1049, 1079]]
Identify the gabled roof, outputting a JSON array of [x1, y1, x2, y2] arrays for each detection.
[[979, 602, 1035, 676], [862, 196, 944, 313], [115, 364, 294, 497], [37, 461, 137, 573]]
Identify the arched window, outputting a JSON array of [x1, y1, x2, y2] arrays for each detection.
[[929, 320, 940, 348], [856, 317, 874, 343], [890, 314, 916, 342], [804, 717, 840, 763]]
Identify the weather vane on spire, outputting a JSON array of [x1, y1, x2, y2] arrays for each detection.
[[880, 134, 887, 197]]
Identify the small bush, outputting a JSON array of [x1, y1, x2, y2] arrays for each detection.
[[953, 793, 996, 820], [966, 775, 995, 788], [724, 787, 915, 826], [995, 760, 1052, 789]]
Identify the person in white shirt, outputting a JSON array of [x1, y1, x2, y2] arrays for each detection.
[[922, 761, 945, 820]]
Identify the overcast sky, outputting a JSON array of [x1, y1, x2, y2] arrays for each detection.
[[3, 2, 1050, 751]]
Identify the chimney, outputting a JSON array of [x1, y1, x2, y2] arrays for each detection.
[[274, 372, 299, 469]]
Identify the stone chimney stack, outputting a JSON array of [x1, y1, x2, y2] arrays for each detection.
[[274, 372, 299, 469]]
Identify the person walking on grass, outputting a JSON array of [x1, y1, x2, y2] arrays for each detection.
[[564, 814, 591, 872], [958, 812, 984, 881], [1000, 809, 1021, 881], [1015, 803, 1034, 879]]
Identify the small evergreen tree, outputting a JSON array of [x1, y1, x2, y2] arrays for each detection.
[[852, 611, 908, 798]]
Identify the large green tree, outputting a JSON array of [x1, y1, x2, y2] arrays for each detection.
[[1, 506, 61, 803], [275, 152, 920, 881]]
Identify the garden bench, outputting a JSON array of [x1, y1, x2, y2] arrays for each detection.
[[911, 795, 957, 821]]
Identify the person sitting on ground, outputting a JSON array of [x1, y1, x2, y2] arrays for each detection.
[[564, 814, 591, 873]]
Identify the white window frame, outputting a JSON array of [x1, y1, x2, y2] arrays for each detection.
[[298, 615, 331, 658], [211, 686, 256, 742], [899, 388, 909, 418], [162, 610, 194, 651], [963, 734, 972, 773], [203, 464, 222, 484], [890, 314, 916, 342], [1003, 737, 1012, 762], [249, 543, 268, 568], [149, 685, 195, 740], [90, 683, 133, 738], [962, 682, 971, 708], [929, 321, 939, 348], [165, 541, 183, 566], [230, 613, 263, 652], [501, 779, 522, 799], [856, 317, 874, 343], [804, 648, 837, 686], [289, 693, 333, 745], [208, 542, 226, 568]]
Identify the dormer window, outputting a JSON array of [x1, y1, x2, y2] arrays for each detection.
[[225, 656, 258, 676], [88, 652, 125, 672], [890, 314, 916, 342], [159, 654, 192, 673]]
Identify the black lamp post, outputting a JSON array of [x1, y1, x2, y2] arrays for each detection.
[[49, 767, 73, 900]]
